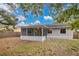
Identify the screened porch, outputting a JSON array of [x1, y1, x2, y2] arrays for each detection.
[[21, 28, 47, 36]]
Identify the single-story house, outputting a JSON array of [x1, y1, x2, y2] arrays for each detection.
[[20, 24, 73, 41]]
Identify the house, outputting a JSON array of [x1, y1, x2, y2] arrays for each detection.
[[20, 24, 73, 41]]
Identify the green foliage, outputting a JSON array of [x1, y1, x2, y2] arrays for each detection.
[[70, 19, 79, 30], [19, 3, 43, 16], [0, 11, 16, 31], [55, 4, 79, 30]]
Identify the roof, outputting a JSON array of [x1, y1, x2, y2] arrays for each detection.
[[20, 23, 70, 29], [46, 23, 70, 29]]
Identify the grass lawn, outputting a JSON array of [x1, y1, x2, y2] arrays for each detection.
[[0, 37, 79, 56]]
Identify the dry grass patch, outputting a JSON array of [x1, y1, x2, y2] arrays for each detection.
[[0, 37, 79, 56]]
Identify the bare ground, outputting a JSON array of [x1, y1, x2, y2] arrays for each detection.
[[0, 37, 79, 56]]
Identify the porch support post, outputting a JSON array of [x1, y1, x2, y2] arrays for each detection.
[[42, 27, 43, 36]]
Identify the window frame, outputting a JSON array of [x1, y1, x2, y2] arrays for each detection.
[[47, 28, 52, 34], [60, 28, 66, 34]]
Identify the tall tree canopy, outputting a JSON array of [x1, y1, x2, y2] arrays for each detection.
[[0, 3, 16, 30]]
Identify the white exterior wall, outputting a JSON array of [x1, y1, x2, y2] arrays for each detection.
[[20, 36, 46, 41], [20, 28, 73, 41], [47, 28, 73, 39]]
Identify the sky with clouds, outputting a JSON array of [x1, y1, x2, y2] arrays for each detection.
[[0, 3, 72, 26], [12, 4, 54, 26]]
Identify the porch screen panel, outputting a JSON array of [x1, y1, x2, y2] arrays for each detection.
[[27, 28, 42, 36], [21, 28, 26, 36], [28, 28, 33, 36]]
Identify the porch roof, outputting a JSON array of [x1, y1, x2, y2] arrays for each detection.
[[20, 24, 47, 28]]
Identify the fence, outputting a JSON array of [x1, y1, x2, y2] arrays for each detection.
[[73, 32, 79, 39], [0, 31, 79, 39], [0, 32, 20, 38]]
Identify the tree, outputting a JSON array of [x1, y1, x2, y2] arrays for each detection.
[[55, 4, 79, 30], [70, 19, 79, 30], [0, 4, 16, 31], [0, 11, 16, 30], [19, 3, 43, 16]]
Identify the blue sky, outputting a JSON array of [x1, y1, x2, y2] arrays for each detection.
[[12, 4, 54, 26]]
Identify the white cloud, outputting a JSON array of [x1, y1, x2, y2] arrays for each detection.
[[34, 20, 40, 24], [16, 22, 25, 26], [16, 21, 29, 27], [19, 22, 25, 25], [44, 16, 52, 20], [16, 15, 26, 21], [30, 23, 34, 25]]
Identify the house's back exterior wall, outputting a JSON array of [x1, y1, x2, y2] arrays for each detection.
[[47, 28, 73, 39], [20, 27, 73, 41]]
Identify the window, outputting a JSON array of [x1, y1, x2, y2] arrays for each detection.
[[60, 29, 66, 34], [21, 28, 26, 36], [48, 29, 52, 33]]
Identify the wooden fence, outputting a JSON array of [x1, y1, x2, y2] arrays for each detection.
[[0, 32, 20, 38], [73, 32, 79, 39], [0, 31, 79, 39]]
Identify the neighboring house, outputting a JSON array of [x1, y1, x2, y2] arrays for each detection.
[[20, 24, 73, 41]]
